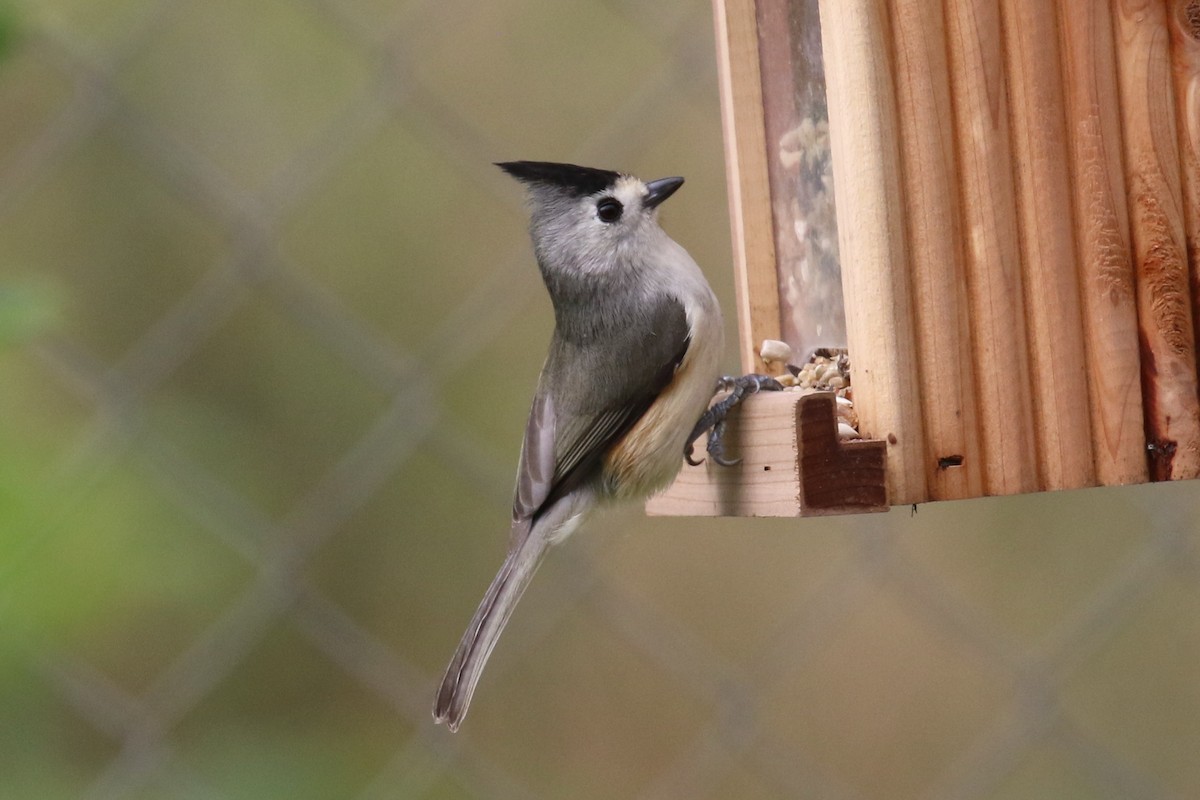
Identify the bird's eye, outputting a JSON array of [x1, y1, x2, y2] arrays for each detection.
[[597, 198, 623, 223]]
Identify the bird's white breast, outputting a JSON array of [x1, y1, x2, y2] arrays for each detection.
[[602, 239, 724, 499]]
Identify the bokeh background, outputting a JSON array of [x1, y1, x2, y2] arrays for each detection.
[[1, 0, 1199, 798]]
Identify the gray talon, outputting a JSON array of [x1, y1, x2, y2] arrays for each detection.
[[708, 420, 741, 466], [683, 373, 784, 467]]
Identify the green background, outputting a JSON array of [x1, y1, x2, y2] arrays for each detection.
[[1, 0, 1198, 798]]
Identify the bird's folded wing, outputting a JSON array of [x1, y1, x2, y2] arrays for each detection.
[[508, 296, 692, 547]]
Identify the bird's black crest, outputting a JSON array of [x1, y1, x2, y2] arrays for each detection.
[[496, 161, 622, 197]]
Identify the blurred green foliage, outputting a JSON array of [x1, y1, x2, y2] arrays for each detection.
[[0, 2, 19, 63], [0, 278, 59, 345]]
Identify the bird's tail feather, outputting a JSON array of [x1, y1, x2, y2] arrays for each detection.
[[433, 531, 550, 731]]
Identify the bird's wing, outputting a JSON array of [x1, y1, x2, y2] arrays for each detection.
[[508, 296, 691, 547], [510, 389, 556, 538]]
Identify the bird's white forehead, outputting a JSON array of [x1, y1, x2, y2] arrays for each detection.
[[609, 175, 646, 205]]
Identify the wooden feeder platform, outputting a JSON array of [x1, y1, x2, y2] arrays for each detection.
[[651, 0, 1200, 517], [646, 391, 888, 517]]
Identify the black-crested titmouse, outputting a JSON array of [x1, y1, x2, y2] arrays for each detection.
[[433, 161, 724, 731]]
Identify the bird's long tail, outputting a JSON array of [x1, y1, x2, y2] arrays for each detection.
[[433, 531, 550, 731]]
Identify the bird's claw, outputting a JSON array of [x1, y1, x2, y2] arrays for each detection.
[[683, 374, 783, 466], [707, 419, 741, 466]]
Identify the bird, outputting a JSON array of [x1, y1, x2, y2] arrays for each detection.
[[433, 161, 725, 731]]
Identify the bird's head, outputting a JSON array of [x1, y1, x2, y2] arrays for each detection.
[[497, 160, 684, 279]]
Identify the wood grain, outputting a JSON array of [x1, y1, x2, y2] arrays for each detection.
[[1114, 0, 1200, 480], [714, 0, 783, 374], [889, 0, 983, 500], [1000, 0, 1097, 490], [645, 391, 888, 517], [1056, 0, 1148, 485], [817, 0, 928, 504], [942, 0, 1040, 496], [1171, 1, 1200, 389]]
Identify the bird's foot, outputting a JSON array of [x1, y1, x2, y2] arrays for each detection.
[[685, 374, 783, 466]]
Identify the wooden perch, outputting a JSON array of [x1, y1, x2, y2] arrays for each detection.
[[646, 391, 888, 517]]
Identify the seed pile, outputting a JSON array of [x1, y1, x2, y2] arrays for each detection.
[[758, 339, 859, 439]]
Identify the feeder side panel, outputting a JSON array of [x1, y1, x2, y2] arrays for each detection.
[[1001, 0, 1097, 490], [1057, 0, 1148, 485], [714, 0, 784, 374], [819, 0, 929, 504], [1114, 0, 1200, 480], [890, 0, 984, 500], [943, 0, 1040, 495], [1169, 1, 1200, 387]]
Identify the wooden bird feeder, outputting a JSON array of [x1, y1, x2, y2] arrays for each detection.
[[648, 0, 1200, 517]]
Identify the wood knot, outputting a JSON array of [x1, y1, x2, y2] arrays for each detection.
[[1147, 438, 1178, 480]]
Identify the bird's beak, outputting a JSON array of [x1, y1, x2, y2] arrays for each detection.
[[644, 176, 684, 209]]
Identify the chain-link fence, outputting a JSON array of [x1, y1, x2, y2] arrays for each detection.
[[1, 1, 1198, 798]]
